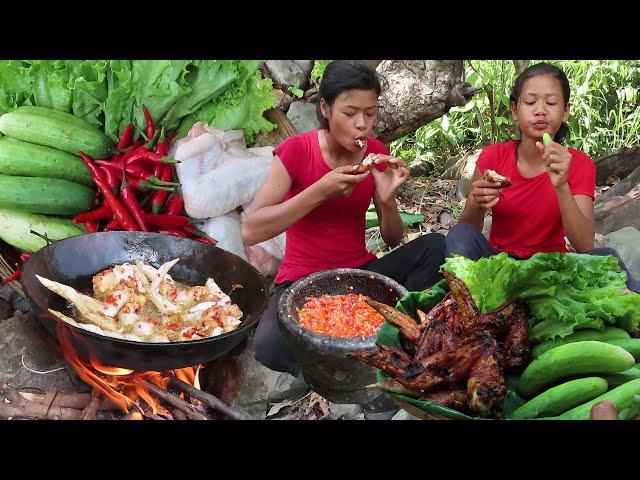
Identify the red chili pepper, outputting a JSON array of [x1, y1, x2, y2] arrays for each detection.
[[150, 165, 174, 214], [194, 237, 216, 246], [19, 253, 32, 264], [144, 214, 192, 228], [73, 203, 113, 223], [116, 124, 134, 149], [165, 131, 177, 146], [114, 140, 143, 155], [182, 225, 215, 242], [142, 105, 155, 139], [128, 177, 177, 192], [163, 193, 184, 215], [100, 166, 120, 193], [182, 327, 196, 339], [153, 141, 168, 178], [79, 152, 138, 232], [155, 141, 168, 156], [85, 221, 98, 233], [119, 167, 150, 232], [157, 228, 188, 238], [127, 150, 179, 167], [97, 159, 179, 186], [104, 218, 120, 230], [2, 269, 21, 284]]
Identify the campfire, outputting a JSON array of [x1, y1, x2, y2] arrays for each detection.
[[0, 320, 245, 421], [56, 324, 244, 420]]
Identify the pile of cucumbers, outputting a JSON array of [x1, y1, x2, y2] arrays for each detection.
[[509, 327, 640, 420], [0, 106, 114, 251]]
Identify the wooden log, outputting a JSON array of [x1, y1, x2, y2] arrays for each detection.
[[1, 384, 83, 420], [168, 376, 246, 420], [81, 390, 102, 420], [171, 408, 187, 420], [19, 391, 91, 409], [121, 411, 143, 420], [142, 409, 166, 421], [0, 402, 84, 420], [139, 379, 209, 421], [18, 390, 118, 411]]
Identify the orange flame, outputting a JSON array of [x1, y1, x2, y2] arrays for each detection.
[[53, 321, 202, 418]]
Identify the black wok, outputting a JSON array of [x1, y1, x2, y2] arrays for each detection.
[[20, 231, 268, 371]]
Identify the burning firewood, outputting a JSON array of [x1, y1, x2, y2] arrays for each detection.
[[81, 390, 102, 420], [168, 376, 246, 420], [139, 379, 210, 420]]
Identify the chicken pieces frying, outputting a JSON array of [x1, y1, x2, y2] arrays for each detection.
[[37, 258, 243, 343], [349, 271, 530, 419]]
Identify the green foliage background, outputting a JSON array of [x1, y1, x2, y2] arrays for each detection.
[[388, 60, 640, 173]]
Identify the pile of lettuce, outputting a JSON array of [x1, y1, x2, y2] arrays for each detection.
[[442, 252, 640, 342], [0, 60, 276, 144]]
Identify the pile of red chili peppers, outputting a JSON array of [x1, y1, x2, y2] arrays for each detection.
[[1, 105, 215, 285], [75, 105, 216, 244]]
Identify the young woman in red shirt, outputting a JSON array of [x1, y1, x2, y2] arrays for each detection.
[[243, 61, 446, 375], [445, 62, 638, 292]]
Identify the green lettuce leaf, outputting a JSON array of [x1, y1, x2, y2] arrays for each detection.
[[176, 62, 276, 144], [0, 60, 34, 115], [67, 60, 109, 128]]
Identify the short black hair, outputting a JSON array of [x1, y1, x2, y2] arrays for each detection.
[[510, 62, 571, 143], [316, 60, 382, 130]]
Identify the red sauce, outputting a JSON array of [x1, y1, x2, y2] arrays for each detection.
[[298, 294, 385, 338]]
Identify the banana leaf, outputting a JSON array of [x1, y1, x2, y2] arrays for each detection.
[[365, 207, 424, 229]]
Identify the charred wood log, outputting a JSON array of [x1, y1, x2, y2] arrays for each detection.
[[139, 379, 209, 421], [168, 376, 245, 420]]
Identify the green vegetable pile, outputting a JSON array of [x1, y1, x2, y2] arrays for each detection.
[[0, 60, 276, 145]]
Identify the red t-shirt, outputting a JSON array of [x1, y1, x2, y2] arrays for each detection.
[[274, 129, 389, 284], [476, 140, 595, 259]]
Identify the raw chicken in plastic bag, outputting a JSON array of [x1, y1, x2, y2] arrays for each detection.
[[199, 211, 247, 260], [172, 122, 274, 219], [244, 232, 286, 277], [240, 202, 286, 277]]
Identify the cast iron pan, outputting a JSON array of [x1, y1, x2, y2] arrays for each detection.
[[20, 231, 268, 371]]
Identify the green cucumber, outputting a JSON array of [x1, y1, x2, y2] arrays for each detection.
[[0, 175, 94, 215], [509, 377, 608, 420], [0, 106, 113, 159], [601, 367, 640, 389], [531, 327, 631, 359], [0, 208, 85, 251], [0, 137, 94, 187], [542, 132, 553, 146], [558, 378, 640, 420], [518, 341, 635, 398], [604, 338, 640, 361]]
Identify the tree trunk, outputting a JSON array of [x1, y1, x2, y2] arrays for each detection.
[[513, 60, 530, 74], [373, 60, 481, 144]]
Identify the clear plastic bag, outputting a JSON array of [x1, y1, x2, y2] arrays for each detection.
[[173, 123, 274, 219]]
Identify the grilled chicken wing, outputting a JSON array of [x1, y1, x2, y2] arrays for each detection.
[[364, 299, 421, 344], [442, 270, 479, 333], [348, 345, 446, 393], [503, 299, 531, 372], [421, 389, 468, 410], [466, 347, 506, 419]]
